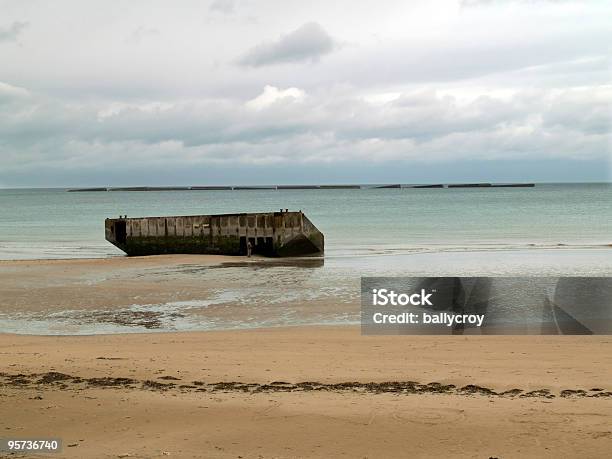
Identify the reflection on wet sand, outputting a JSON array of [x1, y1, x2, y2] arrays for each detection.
[[1, 249, 612, 335]]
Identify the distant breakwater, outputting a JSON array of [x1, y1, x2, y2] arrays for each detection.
[[68, 183, 535, 192]]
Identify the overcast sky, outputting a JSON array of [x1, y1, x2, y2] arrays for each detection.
[[0, 0, 610, 187]]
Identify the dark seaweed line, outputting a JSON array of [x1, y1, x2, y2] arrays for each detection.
[[1, 372, 610, 399]]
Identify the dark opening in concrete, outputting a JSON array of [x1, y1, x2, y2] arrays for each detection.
[[115, 221, 126, 243]]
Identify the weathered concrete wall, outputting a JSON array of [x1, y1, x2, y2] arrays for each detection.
[[105, 211, 324, 257]]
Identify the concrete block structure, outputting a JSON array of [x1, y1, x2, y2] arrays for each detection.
[[105, 211, 324, 257]]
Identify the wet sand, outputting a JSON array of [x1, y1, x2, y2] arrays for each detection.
[[0, 255, 252, 313], [0, 255, 355, 334], [1, 327, 612, 458], [4, 251, 612, 335]]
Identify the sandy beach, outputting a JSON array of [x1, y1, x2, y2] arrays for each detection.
[[1, 256, 612, 458], [1, 327, 612, 458]]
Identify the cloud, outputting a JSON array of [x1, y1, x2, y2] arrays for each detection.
[[245, 85, 306, 110], [238, 22, 335, 67], [209, 0, 236, 14], [1, 83, 609, 178], [125, 26, 160, 44], [3, 1, 608, 100], [460, 0, 572, 6], [0, 81, 30, 100], [0, 21, 28, 43]]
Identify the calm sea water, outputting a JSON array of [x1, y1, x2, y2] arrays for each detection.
[[0, 183, 610, 260]]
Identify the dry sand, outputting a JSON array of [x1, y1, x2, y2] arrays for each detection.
[[1, 256, 611, 458], [1, 327, 612, 458]]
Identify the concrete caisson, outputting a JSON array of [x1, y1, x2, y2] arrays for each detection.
[[105, 211, 324, 257]]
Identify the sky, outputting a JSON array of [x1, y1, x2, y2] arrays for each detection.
[[0, 0, 610, 187]]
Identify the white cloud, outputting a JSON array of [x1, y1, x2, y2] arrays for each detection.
[[245, 85, 306, 110], [0, 81, 30, 99], [209, 0, 236, 14], [125, 26, 161, 44], [460, 0, 574, 6]]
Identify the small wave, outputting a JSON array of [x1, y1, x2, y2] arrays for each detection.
[[324, 242, 611, 259]]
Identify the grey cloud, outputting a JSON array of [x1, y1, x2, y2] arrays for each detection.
[[125, 26, 161, 44], [209, 0, 236, 14], [4, 1, 607, 102], [1, 85, 609, 175], [0, 0, 610, 186], [238, 22, 335, 67], [0, 21, 28, 43]]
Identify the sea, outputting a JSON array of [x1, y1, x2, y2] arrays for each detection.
[[1, 183, 611, 334], [1, 183, 611, 265]]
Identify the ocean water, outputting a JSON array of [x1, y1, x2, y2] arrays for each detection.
[[1, 183, 611, 261]]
